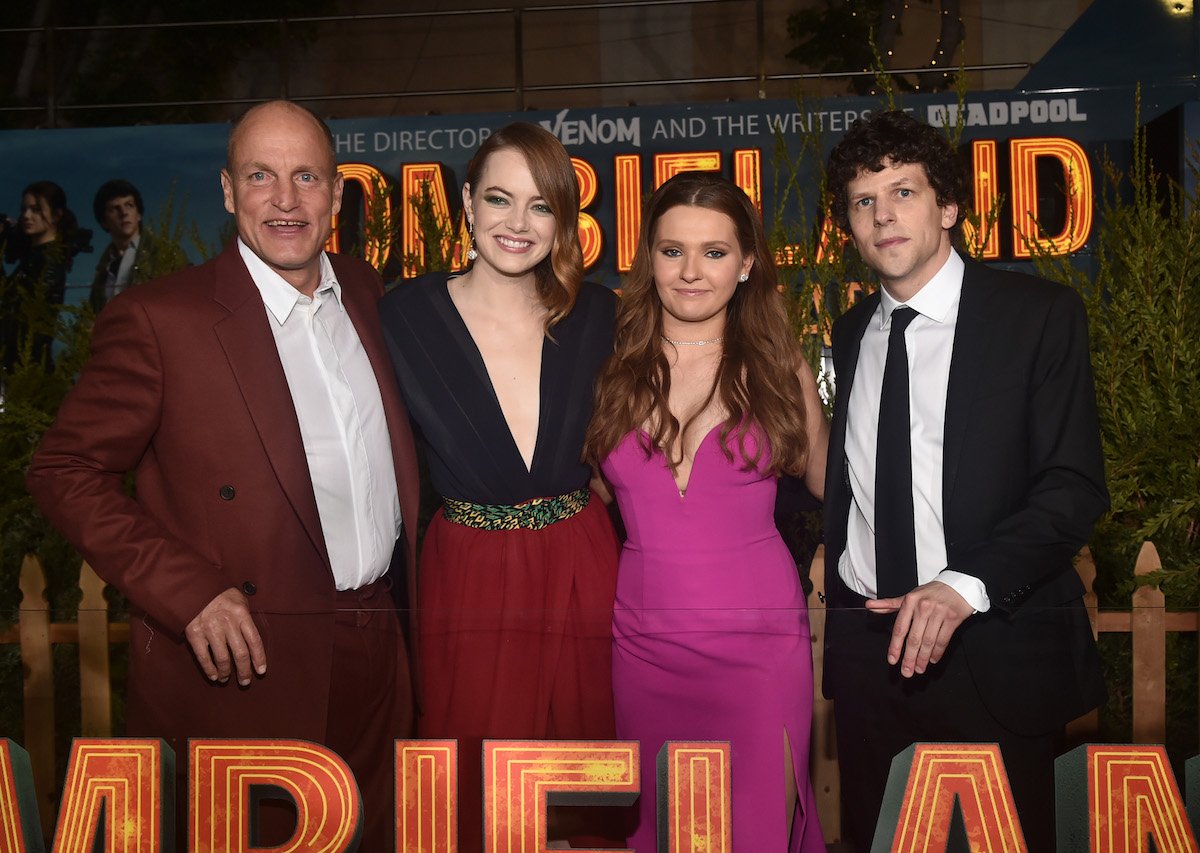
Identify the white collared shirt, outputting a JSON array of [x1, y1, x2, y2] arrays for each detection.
[[838, 248, 989, 611], [114, 234, 139, 287], [239, 239, 401, 590], [105, 235, 140, 301]]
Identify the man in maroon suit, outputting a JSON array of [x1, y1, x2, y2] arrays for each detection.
[[27, 100, 420, 851]]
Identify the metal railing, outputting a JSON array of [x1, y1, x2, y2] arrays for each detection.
[[1, 1, 1030, 126]]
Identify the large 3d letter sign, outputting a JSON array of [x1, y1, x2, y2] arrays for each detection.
[[0, 740, 43, 852], [658, 742, 731, 853], [1057, 744, 1198, 852], [874, 743, 1026, 852], [56, 740, 171, 852], [0, 739, 170, 852], [190, 740, 360, 852], [482, 741, 638, 853], [395, 741, 456, 853], [0, 739, 1198, 850]]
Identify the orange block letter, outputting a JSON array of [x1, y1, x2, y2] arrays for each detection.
[[190, 739, 360, 852], [396, 741, 456, 853], [659, 742, 731, 853], [54, 739, 170, 853], [333, 163, 392, 271], [614, 154, 643, 273], [654, 152, 721, 188], [1057, 744, 1198, 853], [483, 741, 638, 853], [0, 739, 45, 853], [573, 157, 603, 271], [1009, 137, 1093, 258], [731, 149, 762, 212], [877, 743, 1026, 852], [400, 163, 467, 277], [963, 140, 1000, 259]]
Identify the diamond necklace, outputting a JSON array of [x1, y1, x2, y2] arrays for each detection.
[[661, 334, 723, 347]]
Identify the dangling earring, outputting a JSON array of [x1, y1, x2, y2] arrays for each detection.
[[466, 219, 478, 262], [737, 272, 749, 283]]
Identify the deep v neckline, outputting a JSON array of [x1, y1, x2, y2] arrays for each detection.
[[644, 424, 722, 501], [442, 277, 546, 475]]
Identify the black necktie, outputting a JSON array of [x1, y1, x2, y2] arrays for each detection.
[[875, 305, 919, 598], [106, 251, 123, 299]]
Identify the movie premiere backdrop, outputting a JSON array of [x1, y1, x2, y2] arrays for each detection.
[[4, 81, 1198, 302]]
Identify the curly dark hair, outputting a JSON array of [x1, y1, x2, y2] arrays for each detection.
[[92, 178, 144, 224], [826, 110, 969, 235]]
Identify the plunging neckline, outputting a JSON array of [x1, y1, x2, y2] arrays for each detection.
[[442, 277, 546, 475], [641, 424, 722, 501]]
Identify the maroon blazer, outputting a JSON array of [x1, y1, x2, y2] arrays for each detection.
[[26, 242, 420, 750]]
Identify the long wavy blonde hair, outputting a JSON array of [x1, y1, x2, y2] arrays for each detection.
[[584, 172, 811, 476]]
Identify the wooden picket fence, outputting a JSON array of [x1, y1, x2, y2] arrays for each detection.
[[2, 543, 1197, 843]]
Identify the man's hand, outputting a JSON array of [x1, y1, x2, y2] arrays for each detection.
[[184, 588, 266, 686], [865, 580, 973, 677]]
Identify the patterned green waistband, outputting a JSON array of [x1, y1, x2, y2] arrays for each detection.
[[442, 488, 591, 531]]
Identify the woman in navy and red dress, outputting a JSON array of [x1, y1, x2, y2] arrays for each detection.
[[379, 122, 618, 851]]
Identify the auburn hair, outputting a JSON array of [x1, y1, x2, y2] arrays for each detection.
[[464, 122, 583, 328], [584, 172, 811, 476]]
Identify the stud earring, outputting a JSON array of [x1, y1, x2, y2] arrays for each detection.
[[466, 220, 478, 262], [737, 272, 749, 283]]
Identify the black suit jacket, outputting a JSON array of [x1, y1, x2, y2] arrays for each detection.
[[822, 258, 1107, 735]]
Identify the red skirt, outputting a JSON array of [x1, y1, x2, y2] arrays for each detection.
[[417, 493, 620, 849]]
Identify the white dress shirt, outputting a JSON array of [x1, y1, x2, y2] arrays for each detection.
[[239, 239, 402, 590], [104, 235, 140, 302], [114, 235, 138, 287], [838, 248, 990, 611]]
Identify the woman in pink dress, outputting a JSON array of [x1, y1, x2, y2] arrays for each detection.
[[585, 172, 829, 851]]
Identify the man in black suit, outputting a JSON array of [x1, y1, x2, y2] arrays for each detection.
[[821, 110, 1107, 851]]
